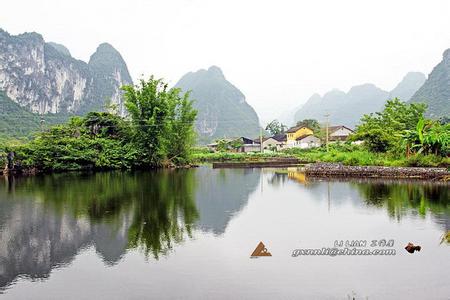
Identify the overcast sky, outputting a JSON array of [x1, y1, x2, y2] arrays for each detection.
[[1, 0, 449, 123]]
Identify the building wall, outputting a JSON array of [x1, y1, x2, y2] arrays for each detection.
[[262, 138, 284, 151], [288, 135, 321, 149], [330, 127, 352, 137], [241, 144, 261, 153], [286, 127, 313, 141]]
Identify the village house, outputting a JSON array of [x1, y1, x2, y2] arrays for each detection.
[[257, 136, 286, 151], [283, 125, 322, 149], [293, 134, 322, 148], [206, 137, 260, 152], [285, 125, 314, 147], [328, 125, 354, 141], [237, 137, 261, 152]]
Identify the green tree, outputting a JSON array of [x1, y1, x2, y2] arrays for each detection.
[[403, 118, 449, 156], [296, 119, 321, 133], [122, 77, 197, 167], [265, 120, 287, 135], [353, 98, 427, 153]]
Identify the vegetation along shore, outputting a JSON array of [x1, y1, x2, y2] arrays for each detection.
[[1, 83, 449, 178]]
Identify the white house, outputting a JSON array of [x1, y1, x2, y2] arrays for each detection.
[[328, 126, 354, 141], [290, 134, 321, 149], [259, 136, 285, 151]]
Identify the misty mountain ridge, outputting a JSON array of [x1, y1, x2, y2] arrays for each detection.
[[294, 72, 427, 128], [409, 48, 450, 118], [175, 66, 260, 143]]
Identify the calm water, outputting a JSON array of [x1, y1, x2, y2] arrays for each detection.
[[0, 167, 449, 299]]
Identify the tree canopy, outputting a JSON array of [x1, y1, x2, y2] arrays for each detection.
[[4, 77, 198, 171], [265, 120, 287, 135]]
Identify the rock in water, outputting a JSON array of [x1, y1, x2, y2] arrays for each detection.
[[405, 242, 421, 253]]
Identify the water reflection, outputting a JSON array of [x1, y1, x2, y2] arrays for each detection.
[[0, 167, 448, 294], [270, 169, 449, 231], [0, 167, 261, 289]]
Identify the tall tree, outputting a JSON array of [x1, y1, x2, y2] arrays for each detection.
[[265, 120, 287, 135], [353, 98, 427, 153], [122, 77, 197, 166], [296, 119, 321, 133]]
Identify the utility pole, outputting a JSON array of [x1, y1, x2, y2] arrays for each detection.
[[324, 113, 330, 152]]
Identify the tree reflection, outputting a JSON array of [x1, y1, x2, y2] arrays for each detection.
[[354, 181, 449, 221], [4, 170, 199, 259]]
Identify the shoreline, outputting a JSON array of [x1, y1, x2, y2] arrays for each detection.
[[2, 161, 448, 182], [304, 163, 449, 181]]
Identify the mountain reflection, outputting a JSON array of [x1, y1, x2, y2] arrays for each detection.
[[0, 167, 261, 289], [0, 170, 199, 288]]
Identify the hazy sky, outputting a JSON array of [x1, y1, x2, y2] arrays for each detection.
[[1, 0, 449, 123]]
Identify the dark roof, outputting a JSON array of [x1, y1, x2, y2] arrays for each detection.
[[240, 137, 257, 144], [272, 133, 287, 142], [328, 125, 354, 134], [295, 134, 313, 141], [286, 125, 312, 133]]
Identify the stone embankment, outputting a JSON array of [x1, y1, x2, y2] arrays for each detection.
[[305, 163, 449, 180]]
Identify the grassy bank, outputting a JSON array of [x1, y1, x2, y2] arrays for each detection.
[[285, 145, 449, 167], [193, 144, 449, 168], [192, 147, 291, 162]]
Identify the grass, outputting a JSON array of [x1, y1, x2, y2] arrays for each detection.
[[192, 144, 450, 168], [191, 147, 291, 162], [286, 148, 449, 167]]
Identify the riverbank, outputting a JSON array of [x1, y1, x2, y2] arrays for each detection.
[[212, 157, 304, 168], [305, 163, 449, 180], [193, 145, 450, 168]]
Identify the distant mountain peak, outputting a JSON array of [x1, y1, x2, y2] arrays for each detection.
[[390, 71, 426, 102], [47, 42, 71, 57], [295, 82, 388, 127], [175, 66, 260, 143], [0, 29, 133, 116], [409, 48, 450, 118], [95, 42, 119, 53], [443, 48, 450, 62], [207, 65, 225, 77]]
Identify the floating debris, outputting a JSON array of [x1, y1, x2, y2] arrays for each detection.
[[440, 231, 450, 245], [405, 242, 421, 253]]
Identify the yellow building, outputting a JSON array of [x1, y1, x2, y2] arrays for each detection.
[[285, 126, 314, 142]]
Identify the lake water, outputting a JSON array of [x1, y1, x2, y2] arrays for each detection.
[[0, 167, 449, 299]]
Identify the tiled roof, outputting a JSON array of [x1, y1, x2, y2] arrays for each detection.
[[286, 125, 310, 133], [295, 134, 313, 141], [272, 133, 287, 142], [328, 125, 354, 134]]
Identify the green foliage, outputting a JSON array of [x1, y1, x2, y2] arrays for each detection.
[[122, 77, 197, 167], [192, 150, 290, 162], [403, 119, 449, 156], [4, 78, 197, 172], [265, 120, 287, 135], [0, 90, 69, 142], [296, 119, 321, 133], [353, 98, 427, 153], [283, 143, 449, 167]]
